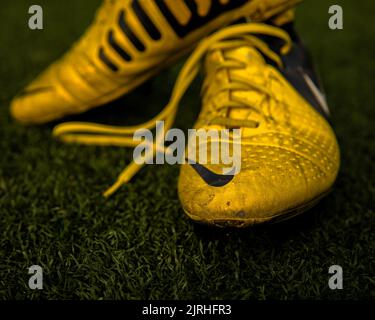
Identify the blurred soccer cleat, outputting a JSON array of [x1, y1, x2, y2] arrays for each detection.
[[11, 0, 299, 124]]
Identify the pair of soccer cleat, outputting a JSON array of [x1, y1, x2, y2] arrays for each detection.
[[11, 0, 340, 227]]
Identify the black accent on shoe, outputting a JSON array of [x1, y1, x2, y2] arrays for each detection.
[[132, 0, 162, 40], [119, 10, 146, 52], [190, 163, 235, 187], [154, 0, 249, 38], [99, 47, 119, 72], [257, 23, 330, 118], [108, 30, 132, 62]]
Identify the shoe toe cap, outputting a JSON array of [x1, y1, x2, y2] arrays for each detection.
[[10, 67, 75, 124], [178, 144, 340, 226]]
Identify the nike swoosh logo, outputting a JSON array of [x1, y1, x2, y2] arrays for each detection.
[[190, 163, 235, 187], [301, 72, 331, 117]]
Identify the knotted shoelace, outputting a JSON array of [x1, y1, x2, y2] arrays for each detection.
[[53, 23, 292, 197]]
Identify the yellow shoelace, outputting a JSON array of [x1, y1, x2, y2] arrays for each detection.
[[53, 23, 291, 197]]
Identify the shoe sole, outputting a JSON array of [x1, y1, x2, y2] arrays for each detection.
[[183, 189, 332, 228]]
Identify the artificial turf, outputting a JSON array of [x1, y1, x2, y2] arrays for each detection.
[[0, 0, 374, 300]]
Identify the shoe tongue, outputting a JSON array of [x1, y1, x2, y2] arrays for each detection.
[[220, 46, 269, 130]]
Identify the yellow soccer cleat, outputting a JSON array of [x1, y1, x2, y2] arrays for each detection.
[[11, 0, 300, 124], [177, 21, 340, 227]]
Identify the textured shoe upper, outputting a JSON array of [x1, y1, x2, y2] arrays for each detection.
[[11, 0, 300, 123]]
